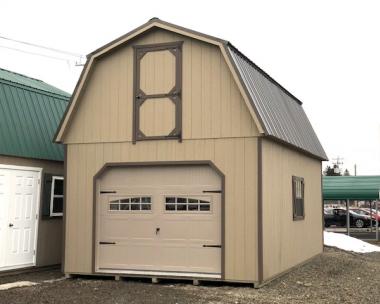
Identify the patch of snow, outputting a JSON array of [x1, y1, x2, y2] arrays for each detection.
[[43, 277, 66, 284], [324, 231, 380, 253], [0, 281, 38, 291]]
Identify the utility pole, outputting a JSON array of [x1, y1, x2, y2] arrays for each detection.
[[332, 156, 344, 174]]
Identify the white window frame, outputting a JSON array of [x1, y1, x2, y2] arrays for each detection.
[[108, 196, 153, 213], [50, 176, 64, 217], [164, 196, 212, 213]]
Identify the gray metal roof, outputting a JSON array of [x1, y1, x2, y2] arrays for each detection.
[[228, 45, 327, 160]]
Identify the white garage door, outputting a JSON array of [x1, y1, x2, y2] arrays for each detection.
[[0, 165, 41, 271], [96, 165, 222, 278]]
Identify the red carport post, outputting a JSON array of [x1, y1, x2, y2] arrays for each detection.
[[346, 199, 350, 236]]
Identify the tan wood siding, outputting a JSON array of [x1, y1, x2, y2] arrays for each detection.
[[64, 28, 258, 144], [0, 155, 63, 267], [261, 139, 323, 280], [64, 138, 258, 282]]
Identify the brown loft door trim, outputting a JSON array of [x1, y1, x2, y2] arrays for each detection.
[[132, 41, 183, 143]]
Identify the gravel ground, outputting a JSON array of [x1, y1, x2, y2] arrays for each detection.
[[0, 247, 379, 304]]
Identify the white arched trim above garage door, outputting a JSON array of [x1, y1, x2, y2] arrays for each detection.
[[93, 161, 225, 279]]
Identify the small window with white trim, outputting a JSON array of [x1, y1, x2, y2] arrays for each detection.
[[50, 176, 64, 217], [109, 197, 152, 212], [165, 197, 211, 212]]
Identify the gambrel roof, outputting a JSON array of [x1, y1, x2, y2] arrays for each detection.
[[55, 18, 327, 161]]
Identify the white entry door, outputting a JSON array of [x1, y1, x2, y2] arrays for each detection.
[[0, 165, 41, 271]]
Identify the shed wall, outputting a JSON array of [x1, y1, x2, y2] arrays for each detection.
[[261, 140, 323, 280], [0, 155, 63, 267], [65, 138, 259, 282], [64, 28, 258, 143]]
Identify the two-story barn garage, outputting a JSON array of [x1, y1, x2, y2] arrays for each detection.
[[55, 18, 327, 286]]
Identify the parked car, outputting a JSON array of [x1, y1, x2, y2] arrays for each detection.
[[324, 208, 374, 228], [351, 208, 380, 222]]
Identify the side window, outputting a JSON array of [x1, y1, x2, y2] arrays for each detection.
[[292, 176, 304, 220], [42, 173, 64, 218], [165, 197, 211, 212], [50, 176, 64, 216], [109, 197, 152, 212]]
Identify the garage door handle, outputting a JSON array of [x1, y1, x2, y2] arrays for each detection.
[[9, 223, 14, 227], [99, 241, 116, 245], [203, 245, 221, 248]]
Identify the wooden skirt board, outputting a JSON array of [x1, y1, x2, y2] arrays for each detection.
[[0, 165, 41, 271], [95, 165, 222, 277]]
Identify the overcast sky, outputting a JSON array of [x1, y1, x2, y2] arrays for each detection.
[[1, 0, 379, 175]]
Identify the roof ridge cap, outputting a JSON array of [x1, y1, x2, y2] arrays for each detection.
[[0, 78, 70, 99], [0, 67, 43, 83]]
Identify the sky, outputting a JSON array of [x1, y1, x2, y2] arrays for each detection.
[[0, 0, 379, 175]]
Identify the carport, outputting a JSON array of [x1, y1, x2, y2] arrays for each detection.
[[323, 176, 380, 241]]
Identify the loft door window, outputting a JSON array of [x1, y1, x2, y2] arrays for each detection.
[[133, 41, 183, 142]]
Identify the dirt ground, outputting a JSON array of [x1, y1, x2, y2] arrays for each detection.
[[0, 247, 379, 304]]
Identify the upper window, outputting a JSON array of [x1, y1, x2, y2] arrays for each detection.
[[109, 197, 152, 212], [50, 176, 64, 217], [165, 197, 211, 212], [292, 176, 305, 220], [133, 41, 183, 142]]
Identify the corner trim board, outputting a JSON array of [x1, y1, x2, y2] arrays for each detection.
[[62, 144, 67, 273], [257, 137, 263, 283]]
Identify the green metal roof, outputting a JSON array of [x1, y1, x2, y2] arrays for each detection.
[[323, 176, 380, 200], [0, 68, 70, 161]]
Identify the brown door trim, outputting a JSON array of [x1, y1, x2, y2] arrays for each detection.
[[92, 160, 225, 279]]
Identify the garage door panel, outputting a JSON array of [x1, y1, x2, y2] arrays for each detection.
[[101, 218, 156, 239], [99, 244, 156, 270], [96, 165, 222, 276], [159, 221, 219, 241], [188, 247, 221, 269]]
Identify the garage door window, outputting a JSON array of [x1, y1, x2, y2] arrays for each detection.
[[165, 197, 211, 212], [109, 197, 152, 212]]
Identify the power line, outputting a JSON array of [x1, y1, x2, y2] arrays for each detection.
[[0, 34, 83, 58], [0, 44, 71, 62]]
